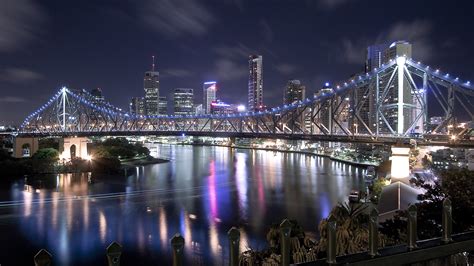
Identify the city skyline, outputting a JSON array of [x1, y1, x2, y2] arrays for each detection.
[[1, 0, 474, 124]]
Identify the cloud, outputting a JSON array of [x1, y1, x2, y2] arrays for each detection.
[[214, 58, 247, 81], [212, 44, 255, 81], [161, 69, 193, 78], [0, 0, 45, 52], [0, 96, 27, 103], [340, 20, 434, 64], [138, 0, 215, 37], [259, 19, 274, 43], [340, 39, 368, 64], [274, 63, 298, 75], [214, 43, 255, 59], [310, 0, 354, 10], [378, 20, 433, 61], [0, 67, 43, 83]]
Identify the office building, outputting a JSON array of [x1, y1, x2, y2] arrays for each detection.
[[144, 70, 160, 115], [194, 104, 204, 115], [248, 55, 263, 111], [159, 96, 167, 115], [173, 88, 194, 115], [203, 81, 217, 114], [210, 100, 237, 115], [130, 97, 145, 115], [284, 80, 305, 105]]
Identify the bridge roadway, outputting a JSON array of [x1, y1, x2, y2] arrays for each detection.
[[12, 130, 474, 148]]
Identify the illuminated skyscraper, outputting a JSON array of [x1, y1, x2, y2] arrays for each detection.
[[159, 96, 167, 115], [248, 55, 263, 111], [144, 56, 159, 115], [174, 88, 194, 115], [130, 97, 145, 115], [203, 81, 217, 114]]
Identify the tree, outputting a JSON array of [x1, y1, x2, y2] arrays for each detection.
[[316, 203, 386, 256], [381, 169, 474, 243], [32, 148, 59, 161]]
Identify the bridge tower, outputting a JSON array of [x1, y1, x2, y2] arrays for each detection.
[[390, 145, 411, 183]]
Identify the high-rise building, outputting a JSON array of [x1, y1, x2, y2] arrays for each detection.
[[203, 81, 217, 114], [173, 88, 194, 115], [248, 55, 263, 111], [159, 96, 167, 115], [210, 100, 238, 115], [144, 71, 159, 115], [130, 97, 145, 115], [284, 80, 306, 105], [90, 88, 105, 104], [314, 83, 334, 134], [194, 104, 204, 115], [365, 44, 388, 73]]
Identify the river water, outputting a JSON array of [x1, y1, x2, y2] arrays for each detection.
[[0, 144, 366, 265]]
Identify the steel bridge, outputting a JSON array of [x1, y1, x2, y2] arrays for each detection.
[[19, 57, 474, 145]]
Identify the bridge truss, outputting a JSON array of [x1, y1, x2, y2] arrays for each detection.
[[20, 57, 474, 141]]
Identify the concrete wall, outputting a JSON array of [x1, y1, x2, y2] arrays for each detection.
[[13, 137, 39, 158], [59, 137, 90, 161]]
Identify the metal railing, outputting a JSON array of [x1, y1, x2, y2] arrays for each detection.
[[32, 199, 474, 266]]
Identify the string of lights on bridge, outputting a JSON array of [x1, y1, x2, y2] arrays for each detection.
[[20, 57, 472, 130]]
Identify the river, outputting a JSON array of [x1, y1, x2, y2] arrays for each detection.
[[0, 144, 366, 265]]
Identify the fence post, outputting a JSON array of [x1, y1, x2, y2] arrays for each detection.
[[34, 249, 52, 266], [228, 227, 240, 266], [368, 208, 379, 257], [407, 204, 417, 250], [280, 219, 292, 266], [171, 233, 185, 266], [327, 214, 337, 264], [106, 242, 122, 266], [442, 198, 452, 243]]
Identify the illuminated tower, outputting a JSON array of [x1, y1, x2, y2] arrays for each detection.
[[144, 56, 160, 115], [248, 55, 263, 111], [203, 81, 217, 114]]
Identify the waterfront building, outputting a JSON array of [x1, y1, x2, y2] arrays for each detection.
[[203, 81, 217, 114], [248, 55, 263, 111], [173, 88, 194, 115]]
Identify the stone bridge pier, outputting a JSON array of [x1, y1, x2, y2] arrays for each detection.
[[59, 137, 90, 161]]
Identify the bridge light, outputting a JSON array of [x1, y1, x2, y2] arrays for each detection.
[[435, 69, 440, 73], [396, 56, 406, 66]]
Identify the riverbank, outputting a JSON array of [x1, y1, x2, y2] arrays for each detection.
[[169, 142, 379, 168], [120, 156, 169, 169]]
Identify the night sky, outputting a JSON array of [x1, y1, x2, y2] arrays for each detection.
[[1, 0, 474, 124]]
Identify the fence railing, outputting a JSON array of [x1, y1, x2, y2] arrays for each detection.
[[33, 198, 474, 266]]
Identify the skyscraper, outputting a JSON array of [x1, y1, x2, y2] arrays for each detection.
[[144, 57, 160, 116], [130, 97, 145, 115], [365, 44, 389, 73], [173, 88, 194, 115], [203, 81, 217, 114], [284, 80, 306, 105], [248, 55, 263, 111], [159, 96, 167, 115]]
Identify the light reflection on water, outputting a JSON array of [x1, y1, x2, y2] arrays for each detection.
[[0, 145, 365, 265]]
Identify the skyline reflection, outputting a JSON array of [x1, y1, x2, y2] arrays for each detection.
[[0, 145, 365, 265]]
